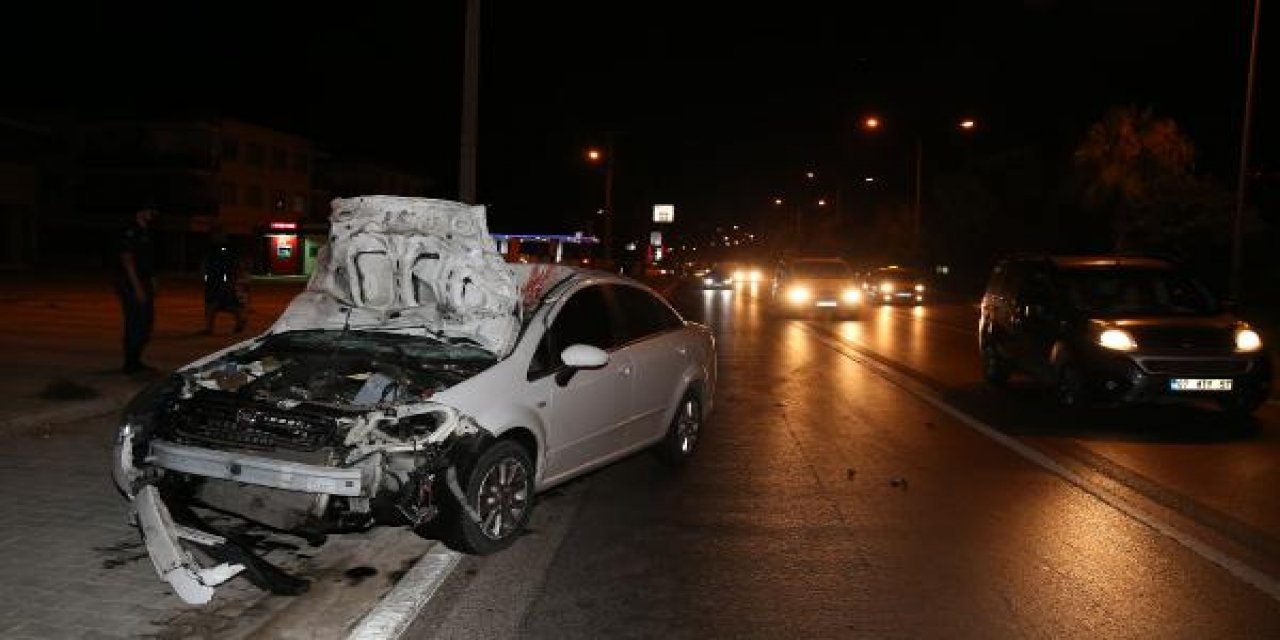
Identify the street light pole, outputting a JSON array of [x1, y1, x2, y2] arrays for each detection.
[[603, 135, 615, 261], [458, 0, 480, 203], [1231, 0, 1262, 300], [912, 135, 923, 253]]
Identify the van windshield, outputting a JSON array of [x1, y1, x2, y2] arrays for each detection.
[[1059, 268, 1218, 316]]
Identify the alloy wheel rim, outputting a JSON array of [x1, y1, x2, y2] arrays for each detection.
[[677, 399, 700, 454], [475, 456, 530, 540]]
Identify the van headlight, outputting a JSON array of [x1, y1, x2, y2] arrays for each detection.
[[1236, 328, 1263, 352], [1098, 329, 1138, 351]]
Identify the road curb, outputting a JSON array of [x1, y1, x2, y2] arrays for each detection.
[[346, 545, 462, 639]]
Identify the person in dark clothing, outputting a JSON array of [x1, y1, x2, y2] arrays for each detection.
[[114, 207, 158, 374], [202, 233, 248, 334]]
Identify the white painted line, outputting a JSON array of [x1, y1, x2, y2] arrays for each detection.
[[802, 324, 1280, 603], [346, 544, 462, 640]]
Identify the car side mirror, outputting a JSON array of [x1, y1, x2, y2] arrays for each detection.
[[555, 344, 609, 387]]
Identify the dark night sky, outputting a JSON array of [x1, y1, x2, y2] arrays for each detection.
[[5, 1, 1271, 238]]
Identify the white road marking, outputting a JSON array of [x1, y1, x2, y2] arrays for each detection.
[[346, 545, 462, 640], [801, 323, 1280, 603]]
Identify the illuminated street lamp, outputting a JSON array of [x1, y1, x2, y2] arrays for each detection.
[[862, 115, 977, 253], [585, 143, 615, 260]]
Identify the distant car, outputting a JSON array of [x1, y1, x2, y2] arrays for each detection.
[[729, 263, 766, 285], [690, 263, 734, 289], [979, 254, 1272, 414], [864, 266, 928, 305], [113, 196, 717, 605], [770, 256, 863, 317]]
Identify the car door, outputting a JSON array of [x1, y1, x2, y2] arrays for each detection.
[[529, 284, 635, 482], [1009, 267, 1060, 381], [613, 284, 691, 444]]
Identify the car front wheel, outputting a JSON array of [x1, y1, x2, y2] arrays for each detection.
[[981, 338, 1011, 386], [1054, 362, 1085, 408], [655, 392, 702, 466], [442, 440, 534, 555]]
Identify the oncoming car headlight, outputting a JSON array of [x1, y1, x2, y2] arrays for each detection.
[[914, 284, 925, 292], [1236, 328, 1263, 352], [842, 289, 861, 303], [786, 286, 812, 304], [1098, 328, 1138, 351], [879, 282, 893, 293]]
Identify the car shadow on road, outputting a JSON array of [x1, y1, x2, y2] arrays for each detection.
[[942, 379, 1265, 445]]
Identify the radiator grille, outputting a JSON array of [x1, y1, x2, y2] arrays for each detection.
[[165, 393, 339, 452], [1137, 358, 1250, 376]]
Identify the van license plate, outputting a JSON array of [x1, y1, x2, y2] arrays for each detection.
[[1170, 378, 1232, 391]]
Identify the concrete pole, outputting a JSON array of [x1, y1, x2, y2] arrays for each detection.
[[1231, 0, 1261, 300], [459, 0, 481, 203]]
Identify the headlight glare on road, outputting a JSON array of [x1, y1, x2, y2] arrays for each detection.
[[1236, 328, 1263, 352], [787, 286, 811, 304], [1098, 328, 1138, 351]]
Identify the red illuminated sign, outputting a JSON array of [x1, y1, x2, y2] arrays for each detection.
[[269, 222, 298, 231]]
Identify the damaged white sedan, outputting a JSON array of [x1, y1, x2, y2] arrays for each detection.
[[112, 196, 716, 605]]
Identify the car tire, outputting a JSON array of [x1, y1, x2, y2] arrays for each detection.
[[441, 440, 535, 555], [981, 338, 1011, 386], [1054, 361, 1085, 408], [655, 391, 702, 466]]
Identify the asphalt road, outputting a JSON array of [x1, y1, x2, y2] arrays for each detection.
[[406, 282, 1280, 639]]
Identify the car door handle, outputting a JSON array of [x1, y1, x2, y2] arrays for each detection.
[[620, 365, 633, 376]]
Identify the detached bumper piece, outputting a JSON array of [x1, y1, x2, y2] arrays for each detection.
[[136, 485, 245, 605]]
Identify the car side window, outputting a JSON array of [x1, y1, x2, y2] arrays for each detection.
[[528, 285, 617, 379], [615, 285, 684, 345]]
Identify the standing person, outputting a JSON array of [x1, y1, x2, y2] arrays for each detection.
[[114, 206, 158, 374], [201, 231, 248, 334]]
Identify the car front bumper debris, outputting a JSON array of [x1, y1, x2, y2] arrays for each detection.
[[134, 485, 245, 605]]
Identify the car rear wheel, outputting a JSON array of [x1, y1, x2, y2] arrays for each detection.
[[981, 339, 1011, 386], [655, 392, 702, 466], [442, 440, 534, 555]]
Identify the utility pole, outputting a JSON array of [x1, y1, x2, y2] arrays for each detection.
[[1231, 0, 1261, 300], [458, 0, 481, 203], [603, 133, 615, 261], [912, 135, 923, 254]]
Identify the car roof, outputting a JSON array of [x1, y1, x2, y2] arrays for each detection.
[[788, 256, 848, 264], [1047, 255, 1177, 270]]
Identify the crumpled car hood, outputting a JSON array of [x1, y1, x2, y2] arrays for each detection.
[[269, 197, 521, 357]]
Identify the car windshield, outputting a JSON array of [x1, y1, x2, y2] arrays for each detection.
[[792, 261, 851, 279], [1059, 268, 1218, 316], [874, 269, 922, 283]]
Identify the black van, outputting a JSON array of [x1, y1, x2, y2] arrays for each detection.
[[978, 254, 1272, 415]]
